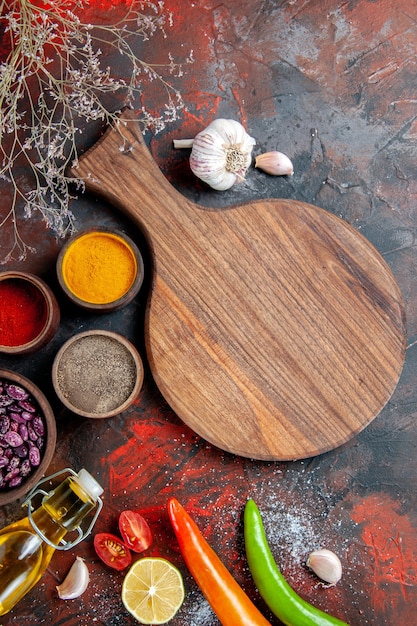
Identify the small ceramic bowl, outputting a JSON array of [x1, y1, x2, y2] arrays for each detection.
[[0, 271, 60, 355], [52, 330, 144, 418], [56, 228, 144, 312], [0, 369, 57, 506]]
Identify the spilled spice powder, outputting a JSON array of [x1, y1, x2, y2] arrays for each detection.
[[0, 278, 47, 346]]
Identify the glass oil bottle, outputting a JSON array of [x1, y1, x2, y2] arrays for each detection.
[[0, 467, 103, 615]]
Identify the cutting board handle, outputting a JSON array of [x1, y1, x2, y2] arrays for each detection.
[[71, 108, 193, 238]]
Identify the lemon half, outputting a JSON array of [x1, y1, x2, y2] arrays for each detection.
[[122, 557, 185, 624]]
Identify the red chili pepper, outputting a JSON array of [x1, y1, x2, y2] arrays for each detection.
[[167, 497, 272, 626]]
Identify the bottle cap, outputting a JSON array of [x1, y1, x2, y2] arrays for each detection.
[[76, 468, 104, 501]]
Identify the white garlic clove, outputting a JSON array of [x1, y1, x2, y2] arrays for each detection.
[[306, 548, 342, 586], [173, 138, 194, 149], [56, 556, 90, 599], [255, 151, 294, 176], [189, 118, 256, 190]]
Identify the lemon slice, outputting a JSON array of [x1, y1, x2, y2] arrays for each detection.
[[121, 557, 185, 624]]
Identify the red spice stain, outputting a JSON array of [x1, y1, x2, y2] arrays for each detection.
[[351, 493, 417, 617], [105, 415, 199, 500], [103, 414, 247, 553]]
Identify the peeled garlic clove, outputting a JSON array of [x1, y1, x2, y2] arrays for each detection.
[[189, 118, 256, 190], [173, 138, 194, 149], [306, 548, 342, 586], [255, 151, 294, 176], [56, 556, 90, 599]]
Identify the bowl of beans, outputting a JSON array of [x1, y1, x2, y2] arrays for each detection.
[[0, 271, 60, 355], [56, 228, 144, 312], [0, 369, 57, 505]]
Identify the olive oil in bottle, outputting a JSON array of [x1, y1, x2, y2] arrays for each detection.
[[0, 468, 103, 615]]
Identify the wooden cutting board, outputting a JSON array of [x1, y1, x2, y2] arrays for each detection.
[[70, 109, 406, 461]]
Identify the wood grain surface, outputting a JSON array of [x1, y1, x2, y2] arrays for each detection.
[[70, 109, 406, 460]]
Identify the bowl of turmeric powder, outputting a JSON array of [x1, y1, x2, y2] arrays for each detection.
[[56, 228, 144, 312]]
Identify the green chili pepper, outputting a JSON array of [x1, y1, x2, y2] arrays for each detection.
[[244, 499, 350, 626]]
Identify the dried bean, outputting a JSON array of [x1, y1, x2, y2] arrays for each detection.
[[21, 411, 34, 421], [6, 385, 29, 401], [4, 467, 20, 482], [20, 459, 31, 477], [9, 475, 23, 488], [32, 416, 45, 436], [10, 402, 22, 410], [10, 421, 19, 432], [0, 455, 8, 468], [9, 412, 25, 424], [18, 423, 28, 441], [0, 395, 13, 407], [28, 425, 38, 441], [15, 444, 28, 458], [18, 400, 36, 413], [7, 456, 20, 469], [0, 416, 10, 433], [4, 431, 24, 447], [28, 445, 41, 467]]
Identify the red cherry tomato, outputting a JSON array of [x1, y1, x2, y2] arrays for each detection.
[[119, 510, 152, 553], [94, 532, 132, 571]]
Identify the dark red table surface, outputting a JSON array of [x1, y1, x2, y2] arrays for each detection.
[[1, 1, 416, 625]]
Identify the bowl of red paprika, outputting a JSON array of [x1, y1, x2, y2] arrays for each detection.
[[0, 271, 60, 355], [56, 228, 144, 312], [0, 368, 57, 506]]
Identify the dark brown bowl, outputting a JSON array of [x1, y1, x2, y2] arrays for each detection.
[[56, 228, 144, 312], [0, 272, 60, 355], [52, 330, 144, 418], [0, 369, 57, 505]]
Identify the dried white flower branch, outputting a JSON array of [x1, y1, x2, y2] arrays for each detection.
[[0, 0, 192, 262]]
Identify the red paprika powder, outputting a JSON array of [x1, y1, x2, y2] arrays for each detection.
[[0, 278, 48, 346]]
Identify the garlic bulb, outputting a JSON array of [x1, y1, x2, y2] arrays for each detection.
[[56, 556, 90, 599], [189, 119, 256, 191], [255, 151, 294, 176], [306, 549, 342, 586]]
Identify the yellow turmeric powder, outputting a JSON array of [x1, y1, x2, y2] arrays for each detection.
[[62, 231, 137, 304]]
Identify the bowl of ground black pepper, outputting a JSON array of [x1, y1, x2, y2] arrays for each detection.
[[0, 369, 57, 505], [52, 330, 144, 418], [56, 228, 144, 312], [0, 272, 60, 355]]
